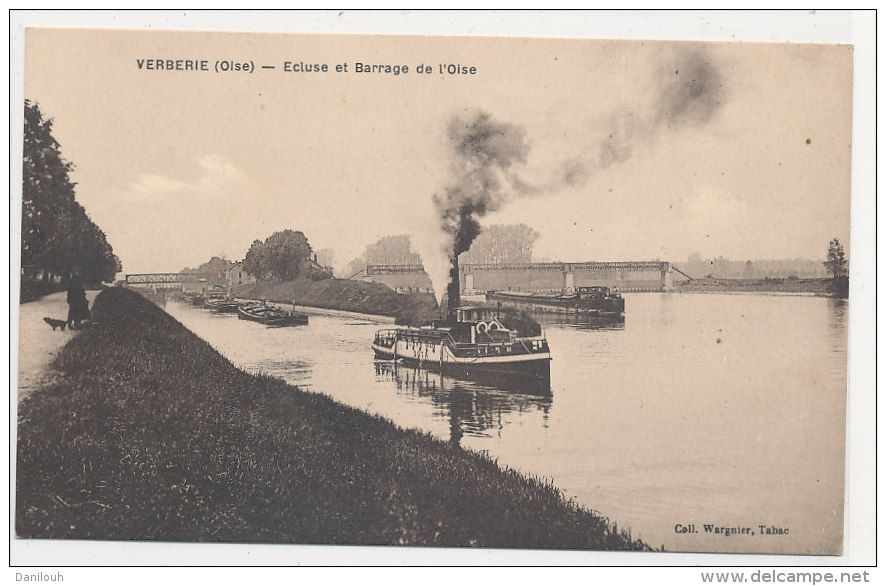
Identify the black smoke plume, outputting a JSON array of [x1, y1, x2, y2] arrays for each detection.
[[433, 110, 530, 310], [427, 49, 726, 310], [552, 47, 727, 189]]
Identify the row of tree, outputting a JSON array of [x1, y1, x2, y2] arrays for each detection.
[[343, 224, 539, 277], [21, 101, 121, 284], [681, 253, 833, 280]]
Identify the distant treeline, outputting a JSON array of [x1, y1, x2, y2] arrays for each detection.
[[677, 255, 830, 280], [21, 100, 121, 284], [342, 225, 537, 278]]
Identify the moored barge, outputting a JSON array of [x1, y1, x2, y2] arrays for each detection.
[[203, 297, 241, 313], [237, 302, 309, 327], [486, 286, 625, 318]]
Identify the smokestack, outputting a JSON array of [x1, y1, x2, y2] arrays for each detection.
[[447, 248, 460, 314]]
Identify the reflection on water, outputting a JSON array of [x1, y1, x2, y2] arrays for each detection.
[[826, 299, 848, 354], [530, 311, 626, 332], [374, 361, 551, 445], [164, 293, 848, 554]]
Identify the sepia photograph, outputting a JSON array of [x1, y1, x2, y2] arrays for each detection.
[[9, 10, 875, 570]]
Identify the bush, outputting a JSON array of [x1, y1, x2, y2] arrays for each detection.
[[19, 278, 66, 303]]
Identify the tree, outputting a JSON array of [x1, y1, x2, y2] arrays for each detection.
[[265, 230, 312, 280], [244, 230, 312, 281], [62, 203, 121, 283], [459, 224, 538, 264], [824, 238, 848, 279], [361, 235, 422, 266], [21, 100, 121, 283], [22, 100, 77, 277], [315, 248, 335, 270], [243, 240, 269, 280]]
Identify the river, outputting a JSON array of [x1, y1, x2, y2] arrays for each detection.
[[163, 292, 847, 554]]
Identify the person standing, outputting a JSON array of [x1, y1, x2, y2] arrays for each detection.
[[66, 276, 90, 330]]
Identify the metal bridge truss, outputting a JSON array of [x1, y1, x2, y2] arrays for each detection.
[[364, 261, 671, 274]]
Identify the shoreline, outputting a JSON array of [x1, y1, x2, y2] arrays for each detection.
[[671, 277, 844, 298], [16, 287, 650, 551], [233, 297, 397, 323], [668, 289, 826, 298], [232, 278, 438, 325]]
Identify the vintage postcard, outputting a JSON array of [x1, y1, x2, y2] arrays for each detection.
[[12, 13, 869, 567]]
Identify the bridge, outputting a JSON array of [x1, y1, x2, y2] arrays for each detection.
[[360, 261, 675, 293]]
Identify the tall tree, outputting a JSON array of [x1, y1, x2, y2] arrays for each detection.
[[243, 240, 269, 280], [244, 230, 312, 281], [265, 230, 312, 280], [362, 235, 423, 266], [824, 238, 848, 279], [21, 100, 121, 282], [22, 100, 77, 277], [459, 224, 538, 264], [315, 248, 335, 270]]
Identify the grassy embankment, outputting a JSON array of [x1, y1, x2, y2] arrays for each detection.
[[234, 277, 439, 325], [17, 287, 650, 550], [675, 277, 842, 296]]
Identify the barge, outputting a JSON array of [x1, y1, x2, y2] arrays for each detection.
[[237, 302, 309, 327], [372, 305, 551, 391], [203, 297, 240, 313], [486, 286, 625, 318]]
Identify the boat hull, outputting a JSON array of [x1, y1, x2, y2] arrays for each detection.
[[372, 340, 551, 392], [204, 299, 240, 313], [237, 305, 308, 326], [486, 290, 625, 317]]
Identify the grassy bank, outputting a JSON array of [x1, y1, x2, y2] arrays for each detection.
[[234, 278, 439, 324], [675, 277, 840, 296], [16, 287, 649, 550]]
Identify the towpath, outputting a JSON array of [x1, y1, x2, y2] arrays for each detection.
[[16, 290, 99, 402]]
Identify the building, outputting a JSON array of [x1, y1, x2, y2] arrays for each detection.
[[225, 261, 256, 289]]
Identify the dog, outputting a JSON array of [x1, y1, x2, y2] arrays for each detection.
[[43, 317, 68, 331]]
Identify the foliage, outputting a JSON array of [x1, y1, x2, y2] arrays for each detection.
[[824, 238, 848, 279], [362, 235, 423, 266], [459, 224, 538, 265], [681, 253, 830, 280], [21, 100, 121, 283], [19, 278, 68, 304], [180, 256, 231, 277], [243, 240, 269, 280], [243, 230, 312, 281], [343, 234, 423, 278], [314, 248, 335, 270]]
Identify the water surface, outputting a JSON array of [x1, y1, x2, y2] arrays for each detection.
[[164, 293, 847, 554]]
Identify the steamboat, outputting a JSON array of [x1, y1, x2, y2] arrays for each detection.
[[486, 286, 625, 318], [372, 305, 551, 391]]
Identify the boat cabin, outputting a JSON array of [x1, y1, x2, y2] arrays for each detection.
[[447, 306, 511, 344], [576, 286, 619, 299]]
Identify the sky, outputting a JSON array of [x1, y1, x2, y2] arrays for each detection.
[[22, 26, 853, 290]]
